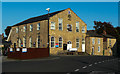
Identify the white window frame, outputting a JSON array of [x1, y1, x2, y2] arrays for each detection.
[[98, 39, 100, 44], [76, 22, 79, 32], [82, 26, 85, 33], [59, 37, 63, 48], [23, 37, 26, 47], [109, 38, 111, 46], [51, 36, 55, 48], [30, 24, 33, 31], [76, 38, 79, 48], [37, 23, 40, 30], [29, 37, 32, 48], [58, 18, 63, 30], [23, 26, 26, 32], [98, 46, 100, 52], [16, 27, 18, 33], [51, 22, 55, 30], [92, 38, 95, 44], [67, 24, 72, 32]]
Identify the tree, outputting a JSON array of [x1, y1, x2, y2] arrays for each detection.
[[93, 21, 120, 57], [5, 26, 11, 37]]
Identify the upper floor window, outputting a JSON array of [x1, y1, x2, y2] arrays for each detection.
[[68, 10, 71, 14], [98, 46, 100, 52], [59, 37, 62, 48], [30, 24, 33, 31], [51, 36, 55, 48], [76, 38, 79, 48], [67, 24, 72, 31], [82, 26, 85, 33], [98, 39, 100, 44], [76, 22, 79, 32], [23, 26, 26, 32], [58, 18, 63, 30], [109, 38, 111, 46], [16, 27, 18, 33], [29, 37, 32, 47], [82, 37, 85, 44], [51, 22, 55, 30], [37, 23, 40, 30], [92, 38, 95, 44]]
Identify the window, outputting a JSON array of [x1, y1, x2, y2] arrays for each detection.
[[76, 22, 79, 32], [67, 24, 72, 31], [37, 23, 40, 30], [58, 18, 63, 30], [23, 37, 26, 47], [51, 37, 55, 48], [29, 37, 32, 47], [36, 36, 40, 48], [51, 22, 55, 30], [109, 38, 111, 46], [16, 27, 18, 33], [18, 38, 21, 47], [59, 37, 62, 48], [82, 37, 85, 44], [68, 10, 71, 14], [98, 46, 100, 52], [30, 24, 33, 31], [82, 26, 85, 33], [76, 38, 79, 48], [98, 39, 100, 44], [23, 26, 26, 32], [92, 38, 95, 44]]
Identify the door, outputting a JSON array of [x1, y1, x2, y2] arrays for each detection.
[[67, 41, 72, 50], [63, 44, 67, 50], [82, 44, 85, 52], [92, 47, 94, 55]]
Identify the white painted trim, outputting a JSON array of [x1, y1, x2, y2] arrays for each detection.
[[6, 28, 12, 41]]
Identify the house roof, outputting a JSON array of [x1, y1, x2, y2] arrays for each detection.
[[12, 9, 65, 27], [86, 30, 103, 38], [87, 30, 116, 39]]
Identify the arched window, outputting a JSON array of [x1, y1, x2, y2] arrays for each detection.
[[59, 37, 62, 48], [51, 36, 55, 48]]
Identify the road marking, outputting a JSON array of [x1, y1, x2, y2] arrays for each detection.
[[74, 69, 79, 72], [89, 64, 92, 66], [98, 62, 101, 63], [83, 66, 87, 69], [94, 62, 97, 64]]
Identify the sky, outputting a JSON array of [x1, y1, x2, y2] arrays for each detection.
[[1, 2, 119, 36]]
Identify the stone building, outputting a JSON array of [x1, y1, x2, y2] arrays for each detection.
[[86, 30, 103, 55], [86, 30, 117, 56], [7, 8, 87, 55]]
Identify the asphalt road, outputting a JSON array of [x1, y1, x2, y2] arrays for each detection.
[[2, 56, 120, 73]]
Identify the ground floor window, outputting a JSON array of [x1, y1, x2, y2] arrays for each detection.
[[51, 36, 55, 48], [98, 46, 100, 52], [23, 37, 26, 47], [59, 37, 62, 48], [18, 38, 21, 47], [76, 38, 79, 48]]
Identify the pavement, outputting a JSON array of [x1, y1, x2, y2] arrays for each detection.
[[1, 56, 120, 74]]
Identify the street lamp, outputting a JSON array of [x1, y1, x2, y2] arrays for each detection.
[[46, 8, 50, 55]]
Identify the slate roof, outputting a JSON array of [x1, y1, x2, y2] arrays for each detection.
[[12, 9, 65, 27], [87, 30, 116, 39], [86, 30, 103, 37]]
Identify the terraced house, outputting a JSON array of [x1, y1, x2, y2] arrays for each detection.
[[7, 8, 87, 55]]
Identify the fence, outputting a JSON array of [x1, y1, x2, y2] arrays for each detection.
[[7, 48, 49, 60]]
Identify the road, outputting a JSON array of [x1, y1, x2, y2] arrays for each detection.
[[2, 56, 120, 73]]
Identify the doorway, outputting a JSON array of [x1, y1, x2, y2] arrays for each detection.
[[67, 41, 72, 50]]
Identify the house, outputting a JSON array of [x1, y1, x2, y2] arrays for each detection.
[[7, 8, 87, 55], [86, 30, 103, 56], [86, 30, 117, 56]]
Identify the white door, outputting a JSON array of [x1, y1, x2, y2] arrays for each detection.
[[82, 44, 85, 52], [67, 41, 72, 50]]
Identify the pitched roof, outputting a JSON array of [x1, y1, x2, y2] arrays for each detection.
[[86, 30, 103, 37], [12, 9, 65, 27], [87, 30, 116, 39]]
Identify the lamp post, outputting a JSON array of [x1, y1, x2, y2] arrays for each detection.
[[46, 8, 50, 56]]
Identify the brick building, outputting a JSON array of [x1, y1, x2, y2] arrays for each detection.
[[7, 8, 87, 55]]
